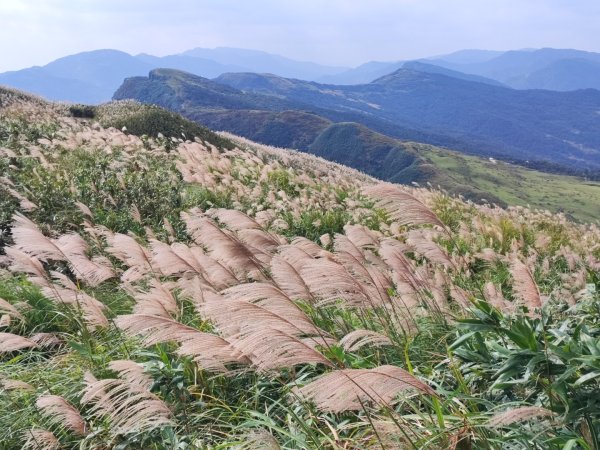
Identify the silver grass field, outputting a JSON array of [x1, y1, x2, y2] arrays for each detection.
[[0, 87, 600, 449]]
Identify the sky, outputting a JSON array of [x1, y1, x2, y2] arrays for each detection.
[[1, 0, 600, 72]]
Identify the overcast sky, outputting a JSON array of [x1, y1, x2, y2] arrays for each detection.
[[1, 0, 599, 71]]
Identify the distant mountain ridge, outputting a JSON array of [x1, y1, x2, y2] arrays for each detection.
[[0, 48, 349, 104], [427, 48, 600, 91], [319, 48, 600, 90], [0, 50, 153, 104], [4, 47, 600, 104], [214, 69, 600, 170], [181, 47, 346, 80], [114, 68, 600, 174]]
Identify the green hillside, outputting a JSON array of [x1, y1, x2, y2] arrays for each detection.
[[304, 122, 600, 223]]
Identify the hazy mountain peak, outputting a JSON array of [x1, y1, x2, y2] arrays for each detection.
[[181, 47, 348, 80], [428, 49, 505, 64]]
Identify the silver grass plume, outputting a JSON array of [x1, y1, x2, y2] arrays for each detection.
[[296, 365, 435, 412]]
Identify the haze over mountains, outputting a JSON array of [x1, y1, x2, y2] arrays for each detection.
[[0, 48, 346, 104], [3, 47, 600, 104], [4, 44, 600, 211], [427, 48, 600, 91]]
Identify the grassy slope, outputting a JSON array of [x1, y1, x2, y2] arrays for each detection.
[[306, 122, 600, 223], [422, 145, 600, 223], [2, 88, 600, 449]]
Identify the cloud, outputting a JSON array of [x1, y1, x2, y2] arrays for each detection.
[[1, 0, 599, 71]]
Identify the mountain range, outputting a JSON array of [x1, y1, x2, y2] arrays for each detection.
[[114, 68, 600, 174], [0, 48, 346, 104], [3, 47, 600, 104], [428, 48, 600, 91], [321, 48, 600, 90]]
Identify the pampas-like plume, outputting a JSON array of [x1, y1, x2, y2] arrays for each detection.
[[130, 280, 178, 318], [299, 258, 371, 307], [182, 211, 265, 280], [115, 314, 244, 372], [53, 234, 114, 286], [81, 376, 172, 435], [289, 237, 328, 258], [30, 333, 63, 348], [343, 224, 380, 250], [364, 184, 445, 229], [231, 326, 332, 372], [108, 360, 153, 390], [509, 256, 542, 311], [8, 222, 114, 287], [149, 240, 199, 276], [378, 239, 421, 290], [276, 245, 314, 270], [74, 201, 93, 218], [202, 291, 325, 339], [0, 297, 25, 321], [11, 214, 64, 262], [105, 232, 153, 282], [201, 298, 332, 371], [151, 240, 239, 289], [50, 271, 78, 290], [39, 285, 108, 329], [483, 282, 512, 311], [0, 314, 11, 327], [334, 248, 393, 305], [270, 256, 315, 302], [186, 245, 240, 289], [474, 248, 504, 263], [334, 234, 367, 263], [237, 228, 283, 259], [339, 329, 392, 352], [488, 406, 555, 427], [175, 274, 216, 309], [0, 332, 38, 352], [1, 379, 35, 391], [405, 229, 454, 270], [114, 313, 205, 346], [449, 285, 472, 309], [4, 247, 48, 280], [220, 282, 320, 333], [36, 395, 88, 436], [208, 208, 262, 231], [22, 428, 60, 450], [4, 185, 38, 211], [296, 365, 435, 412]]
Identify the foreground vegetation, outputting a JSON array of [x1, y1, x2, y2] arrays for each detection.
[[1, 87, 600, 449]]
